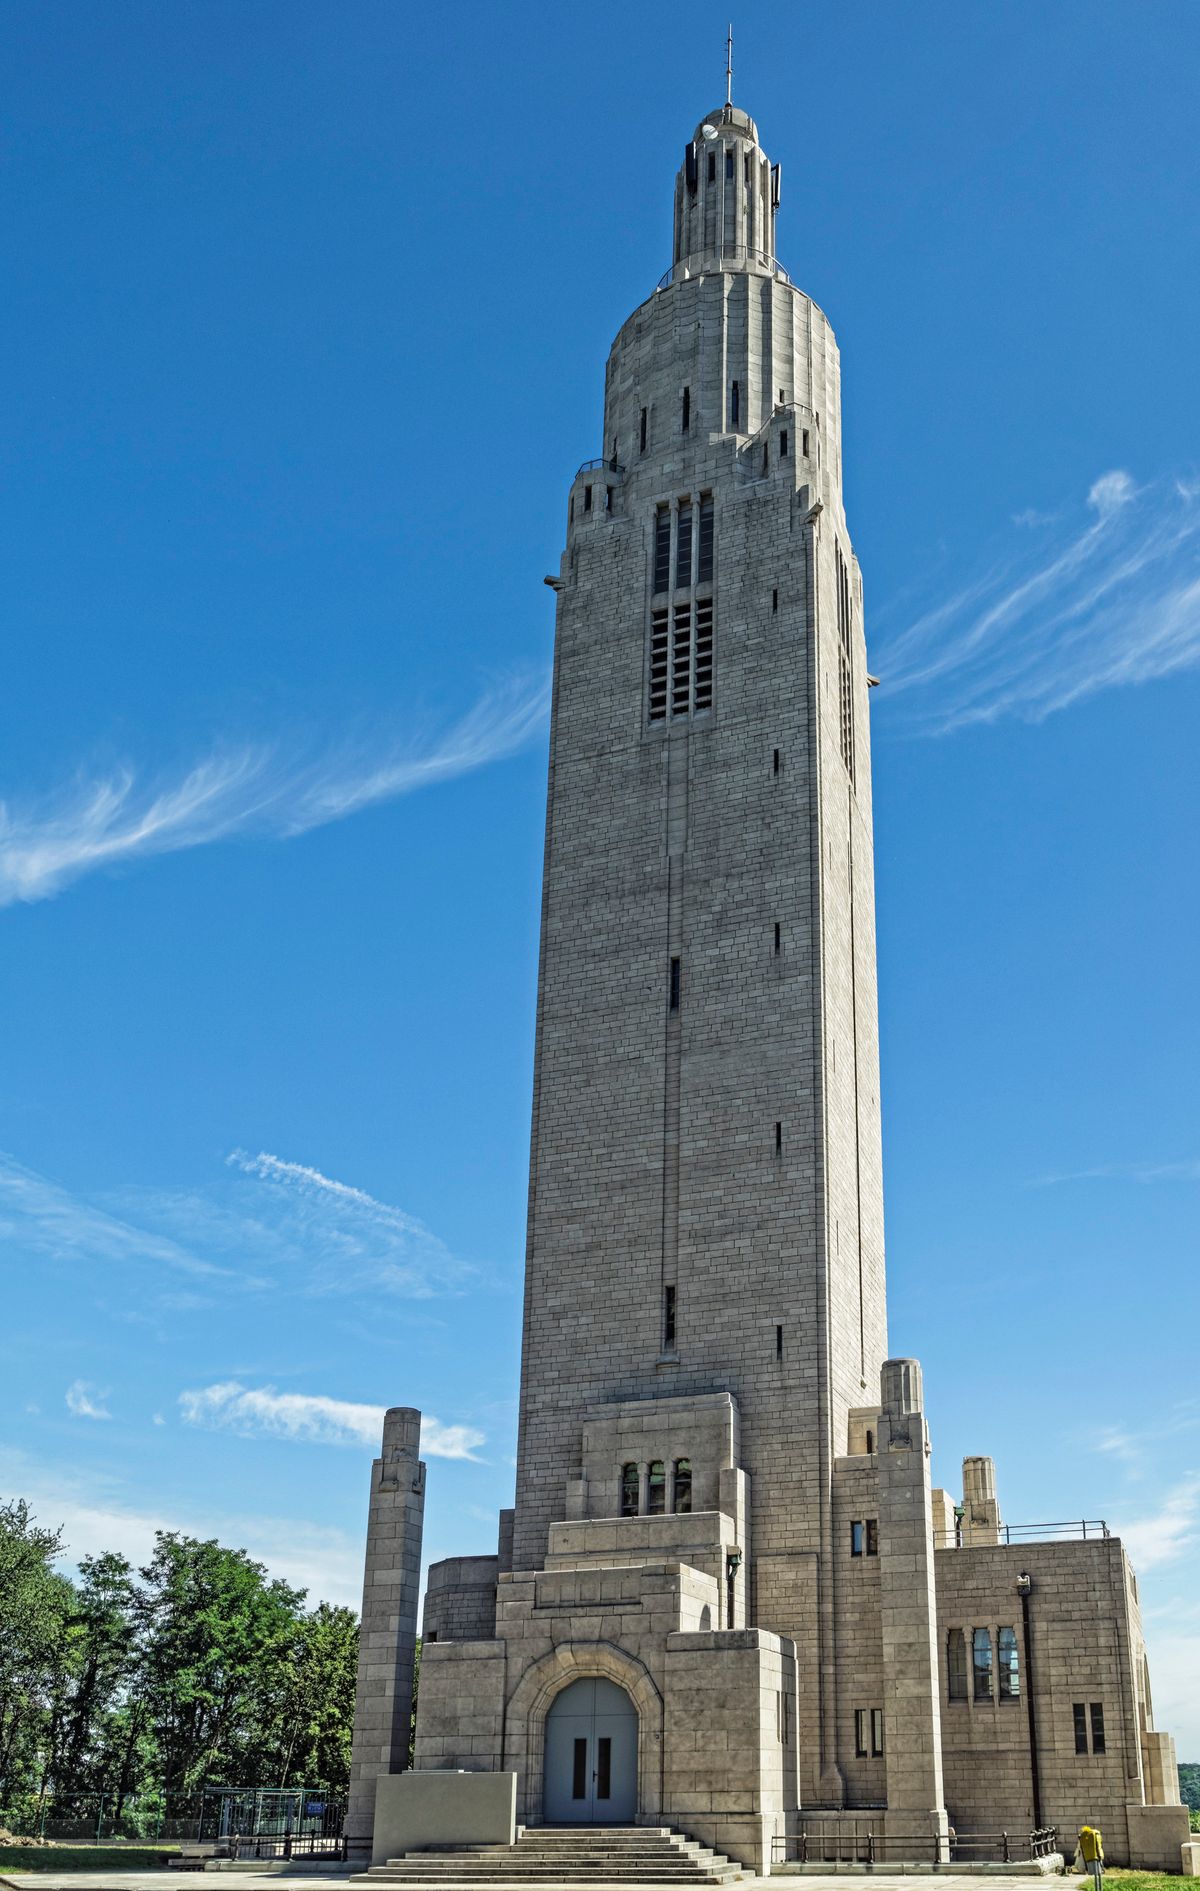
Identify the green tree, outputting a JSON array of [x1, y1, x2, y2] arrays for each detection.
[[135, 1534, 306, 1798], [0, 1500, 73, 1811], [251, 1603, 359, 1790]]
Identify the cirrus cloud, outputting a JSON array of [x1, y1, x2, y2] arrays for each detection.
[[178, 1381, 485, 1461]]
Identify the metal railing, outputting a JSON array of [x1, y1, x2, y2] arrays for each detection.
[[935, 1519, 1109, 1549], [575, 456, 624, 478], [772, 1824, 1059, 1866], [657, 247, 792, 291]]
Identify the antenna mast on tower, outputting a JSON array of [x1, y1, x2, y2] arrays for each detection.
[[725, 23, 733, 106]]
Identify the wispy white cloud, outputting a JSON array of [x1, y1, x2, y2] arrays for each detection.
[[0, 673, 549, 909], [874, 471, 1200, 732], [1114, 1474, 1200, 1570], [65, 1379, 111, 1421], [0, 1152, 240, 1282], [1087, 1403, 1199, 1476], [0, 1147, 467, 1304], [1035, 1157, 1200, 1186], [178, 1381, 485, 1461]]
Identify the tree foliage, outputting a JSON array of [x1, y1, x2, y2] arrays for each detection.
[[0, 1502, 359, 1817]]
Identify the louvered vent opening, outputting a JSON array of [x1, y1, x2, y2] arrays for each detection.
[[672, 605, 693, 717], [648, 609, 669, 724], [694, 598, 713, 712]]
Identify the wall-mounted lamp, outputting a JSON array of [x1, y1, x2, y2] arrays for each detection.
[[1016, 1571, 1032, 1596]]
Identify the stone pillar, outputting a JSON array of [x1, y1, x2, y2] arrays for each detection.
[[876, 1360, 949, 1863], [961, 1454, 1002, 1546], [345, 1407, 426, 1844]]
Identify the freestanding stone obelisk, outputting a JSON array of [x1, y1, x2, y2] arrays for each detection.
[[345, 1408, 425, 1844]]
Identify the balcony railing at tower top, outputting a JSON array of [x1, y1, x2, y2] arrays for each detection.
[[934, 1518, 1109, 1550], [657, 246, 793, 291], [575, 457, 625, 478]]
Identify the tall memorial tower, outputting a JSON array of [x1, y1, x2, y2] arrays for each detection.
[[354, 99, 1185, 1879], [510, 97, 886, 1790]]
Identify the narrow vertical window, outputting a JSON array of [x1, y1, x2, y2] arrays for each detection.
[[947, 1628, 968, 1701], [774, 921, 781, 955], [693, 597, 713, 711], [675, 500, 693, 589], [681, 386, 690, 434], [584, 484, 592, 512], [851, 1521, 864, 1558], [663, 1283, 677, 1348], [648, 608, 669, 724], [865, 1518, 878, 1555], [673, 1457, 692, 1513], [744, 151, 750, 184], [776, 1323, 783, 1358], [802, 429, 810, 456], [707, 151, 716, 184], [773, 748, 780, 776], [774, 1120, 782, 1154], [865, 1429, 874, 1454], [973, 1627, 993, 1700], [573, 1737, 588, 1799], [620, 1462, 639, 1517], [871, 1709, 884, 1756], [1073, 1703, 1089, 1754], [647, 1460, 666, 1515], [640, 406, 648, 453], [725, 148, 734, 179], [780, 429, 789, 457], [672, 605, 692, 717], [772, 587, 778, 612], [605, 485, 613, 511], [762, 441, 768, 475], [836, 544, 855, 784], [596, 1736, 611, 1800], [669, 956, 681, 1011], [569, 496, 574, 524], [854, 1709, 867, 1757], [1090, 1704, 1106, 1755], [730, 380, 740, 428], [998, 1627, 1020, 1700], [697, 493, 714, 582], [653, 506, 671, 593]]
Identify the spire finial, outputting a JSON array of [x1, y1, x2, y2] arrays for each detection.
[[725, 23, 733, 106]]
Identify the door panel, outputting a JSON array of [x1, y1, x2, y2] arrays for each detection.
[[543, 1677, 638, 1823]]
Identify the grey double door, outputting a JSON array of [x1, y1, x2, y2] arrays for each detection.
[[543, 1676, 637, 1824]]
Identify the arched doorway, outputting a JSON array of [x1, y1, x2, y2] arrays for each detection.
[[543, 1675, 638, 1823]]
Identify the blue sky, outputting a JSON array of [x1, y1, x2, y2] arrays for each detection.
[[2, 2, 1198, 1752]]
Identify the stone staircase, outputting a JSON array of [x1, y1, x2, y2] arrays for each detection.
[[352, 1824, 748, 1884]]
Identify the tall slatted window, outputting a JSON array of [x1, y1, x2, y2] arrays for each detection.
[[646, 495, 716, 727], [694, 598, 713, 710], [836, 542, 855, 785], [675, 501, 693, 589], [648, 609, 669, 723], [653, 506, 671, 594], [697, 494, 714, 581], [672, 605, 692, 717]]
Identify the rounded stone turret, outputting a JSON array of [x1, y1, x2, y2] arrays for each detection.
[[672, 104, 779, 280]]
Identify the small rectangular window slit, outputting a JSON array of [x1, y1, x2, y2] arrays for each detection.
[[639, 407, 647, 452], [669, 956, 681, 1011], [663, 1283, 677, 1349], [775, 1323, 783, 1359], [773, 748, 781, 776], [774, 1120, 782, 1155], [772, 587, 778, 613], [774, 921, 781, 955]]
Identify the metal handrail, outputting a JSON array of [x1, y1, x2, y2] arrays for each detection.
[[771, 1825, 1059, 1866], [935, 1519, 1109, 1549], [657, 247, 792, 291], [575, 456, 624, 478]]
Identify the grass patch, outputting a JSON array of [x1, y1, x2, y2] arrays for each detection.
[[0, 1847, 179, 1873], [1077, 1876, 1185, 1891]]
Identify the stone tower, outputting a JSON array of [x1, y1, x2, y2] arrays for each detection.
[[512, 102, 886, 1796], [376, 100, 1186, 1877]]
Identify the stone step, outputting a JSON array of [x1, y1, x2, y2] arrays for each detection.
[[348, 1825, 744, 1887]]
